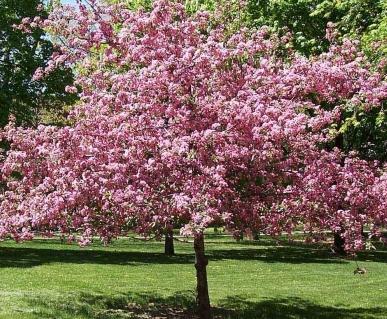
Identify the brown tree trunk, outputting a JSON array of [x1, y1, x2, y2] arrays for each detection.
[[235, 230, 243, 242], [333, 232, 346, 256], [253, 231, 260, 240], [164, 228, 175, 255], [194, 234, 212, 319]]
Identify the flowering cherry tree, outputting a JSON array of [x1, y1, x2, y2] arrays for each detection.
[[1, 1, 386, 318]]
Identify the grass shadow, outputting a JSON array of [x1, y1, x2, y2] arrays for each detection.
[[216, 296, 387, 319], [209, 245, 387, 264], [208, 237, 387, 264], [28, 290, 198, 319], [1, 238, 385, 269], [0, 246, 194, 268], [208, 246, 345, 264], [26, 292, 387, 319]]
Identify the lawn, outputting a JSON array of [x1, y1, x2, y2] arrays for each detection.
[[0, 235, 386, 319]]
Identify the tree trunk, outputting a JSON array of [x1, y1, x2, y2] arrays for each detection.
[[333, 232, 346, 256], [361, 225, 367, 238], [164, 229, 175, 255], [194, 234, 212, 319], [235, 230, 243, 242]]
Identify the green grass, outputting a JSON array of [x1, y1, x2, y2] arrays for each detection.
[[0, 235, 386, 318]]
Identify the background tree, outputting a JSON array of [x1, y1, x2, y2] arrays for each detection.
[[0, 0, 76, 127]]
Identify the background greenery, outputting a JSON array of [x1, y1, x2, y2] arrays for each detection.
[[0, 0, 76, 127]]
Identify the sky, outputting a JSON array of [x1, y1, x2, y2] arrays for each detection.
[[61, 0, 78, 5]]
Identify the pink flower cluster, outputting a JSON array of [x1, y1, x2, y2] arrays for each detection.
[[1, 0, 386, 250]]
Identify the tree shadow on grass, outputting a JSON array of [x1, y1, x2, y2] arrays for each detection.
[[28, 290, 199, 319], [0, 239, 386, 268], [209, 244, 387, 264], [0, 246, 341, 269], [26, 292, 387, 319], [0, 246, 195, 268], [206, 236, 387, 264], [208, 237, 387, 264], [216, 296, 387, 319], [209, 246, 344, 264]]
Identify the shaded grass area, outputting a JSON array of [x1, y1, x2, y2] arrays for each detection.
[[26, 292, 387, 319], [0, 236, 386, 318]]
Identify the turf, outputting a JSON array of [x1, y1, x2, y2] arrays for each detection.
[[0, 235, 386, 318]]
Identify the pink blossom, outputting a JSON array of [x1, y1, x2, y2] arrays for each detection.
[[0, 0, 385, 253]]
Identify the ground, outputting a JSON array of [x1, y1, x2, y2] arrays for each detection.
[[0, 234, 386, 319]]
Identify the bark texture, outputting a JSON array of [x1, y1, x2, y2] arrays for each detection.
[[164, 229, 175, 255], [194, 234, 212, 319]]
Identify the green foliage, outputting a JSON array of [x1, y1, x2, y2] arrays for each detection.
[[245, 0, 385, 56], [0, 0, 76, 127], [362, 7, 387, 66], [312, 0, 382, 35], [335, 106, 387, 162], [246, 0, 326, 54], [104, 0, 153, 9]]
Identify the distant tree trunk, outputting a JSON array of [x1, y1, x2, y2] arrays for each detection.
[[164, 228, 175, 255], [194, 234, 212, 319], [332, 134, 347, 254], [234, 230, 243, 242], [333, 231, 346, 256], [361, 225, 367, 238]]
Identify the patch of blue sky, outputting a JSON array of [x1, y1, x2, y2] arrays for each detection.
[[60, 0, 78, 5]]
